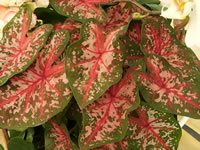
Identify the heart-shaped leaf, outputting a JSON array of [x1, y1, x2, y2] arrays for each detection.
[[134, 55, 200, 118], [141, 17, 198, 70], [50, 0, 112, 22], [0, 6, 53, 86], [120, 103, 181, 150], [79, 66, 140, 150], [0, 30, 72, 130], [66, 19, 126, 109], [45, 119, 79, 150]]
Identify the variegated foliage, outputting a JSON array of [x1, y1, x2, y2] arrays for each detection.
[[120, 103, 181, 150], [102, 2, 132, 32], [134, 55, 200, 118], [0, 6, 53, 86], [79, 67, 140, 150], [0, 30, 72, 130], [66, 19, 126, 109], [54, 18, 81, 32], [54, 18, 81, 44], [0, 1, 198, 150], [50, 0, 113, 22], [120, 21, 144, 66], [141, 17, 199, 70], [45, 119, 78, 150], [92, 103, 181, 150]]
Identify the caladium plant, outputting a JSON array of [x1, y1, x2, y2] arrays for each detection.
[[0, 0, 199, 150], [45, 119, 79, 150], [66, 19, 126, 109], [79, 66, 140, 149], [50, 0, 113, 22], [134, 55, 200, 119], [0, 29, 72, 130], [117, 103, 181, 150], [0, 6, 53, 86]]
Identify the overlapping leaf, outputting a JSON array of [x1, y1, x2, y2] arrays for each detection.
[[102, 2, 131, 32], [120, 103, 181, 150], [121, 21, 144, 66], [66, 20, 126, 109], [50, 0, 112, 22], [79, 67, 140, 150], [0, 30, 72, 130], [54, 18, 81, 32], [134, 55, 200, 118], [141, 17, 199, 70], [0, 6, 53, 86], [54, 18, 81, 44], [45, 119, 78, 150]]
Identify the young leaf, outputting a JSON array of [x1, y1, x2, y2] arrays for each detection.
[[0, 6, 53, 86], [134, 55, 200, 118], [0, 30, 72, 130], [141, 17, 199, 70], [121, 103, 181, 150], [45, 119, 79, 150], [50, 0, 111, 22], [66, 19, 125, 109], [79, 67, 140, 150]]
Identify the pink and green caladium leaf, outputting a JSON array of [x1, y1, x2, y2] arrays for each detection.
[[134, 54, 200, 118], [120, 103, 181, 150], [54, 18, 81, 32], [102, 2, 132, 32], [45, 119, 79, 150], [50, 0, 112, 22], [54, 18, 81, 44], [66, 19, 126, 109], [141, 17, 200, 70], [120, 21, 144, 66], [0, 6, 53, 86], [79, 67, 140, 150], [0, 30, 72, 130]]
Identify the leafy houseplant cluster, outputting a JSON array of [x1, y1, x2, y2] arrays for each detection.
[[0, 0, 200, 150]]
